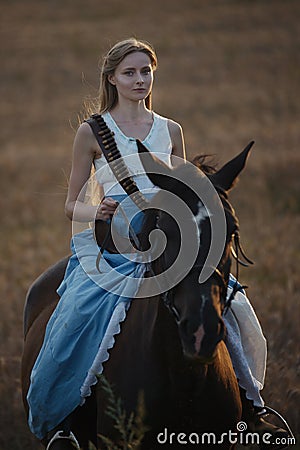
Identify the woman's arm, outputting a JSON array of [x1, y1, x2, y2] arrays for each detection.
[[168, 119, 186, 166], [65, 123, 117, 222]]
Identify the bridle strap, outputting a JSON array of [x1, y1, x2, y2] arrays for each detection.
[[159, 263, 228, 323], [223, 281, 248, 315], [223, 231, 253, 314]]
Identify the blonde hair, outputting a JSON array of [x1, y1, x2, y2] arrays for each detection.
[[97, 38, 158, 113]]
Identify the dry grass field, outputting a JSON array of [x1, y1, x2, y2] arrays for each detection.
[[0, 0, 299, 448]]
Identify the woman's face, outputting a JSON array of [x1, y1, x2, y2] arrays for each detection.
[[108, 51, 154, 104]]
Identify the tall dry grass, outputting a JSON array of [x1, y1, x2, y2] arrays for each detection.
[[1, 0, 299, 448]]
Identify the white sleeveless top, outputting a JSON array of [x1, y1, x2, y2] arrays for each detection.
[[93, 111, 173, 196]]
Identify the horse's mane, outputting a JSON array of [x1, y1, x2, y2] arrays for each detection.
[[190, 154, 217, 175]]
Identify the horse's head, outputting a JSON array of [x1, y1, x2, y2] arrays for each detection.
[[137, 140, 253, 363]]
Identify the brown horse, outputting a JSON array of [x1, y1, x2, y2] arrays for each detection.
[[21, 142, 254, 449]]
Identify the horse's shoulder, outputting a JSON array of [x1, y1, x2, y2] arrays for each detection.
[[23, 255, 70, 337]]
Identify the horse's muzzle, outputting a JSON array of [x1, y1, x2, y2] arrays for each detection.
[[180, 316, 225, 364], [183, 347, 217, 365]]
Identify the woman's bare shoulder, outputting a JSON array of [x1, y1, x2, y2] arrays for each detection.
[[166, 118, 186, 161], [76, 121, 95, 138], [74, 122, 100, 157], [167, 118, 183, 137]]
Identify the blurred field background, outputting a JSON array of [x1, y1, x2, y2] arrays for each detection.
[[0, 0, 299, 448]]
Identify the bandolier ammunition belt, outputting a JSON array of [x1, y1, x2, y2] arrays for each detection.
[[85, 114, 148, 210]]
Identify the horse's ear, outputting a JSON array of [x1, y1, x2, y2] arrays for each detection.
[[137, 140, 175, 190], [210, 141, 254, 191]]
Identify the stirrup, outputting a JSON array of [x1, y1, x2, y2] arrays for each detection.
[[258, 406, 295, 441], [46, 430, 80, 450]]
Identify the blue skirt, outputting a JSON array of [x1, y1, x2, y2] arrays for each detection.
[[27, 195, 147, 440]]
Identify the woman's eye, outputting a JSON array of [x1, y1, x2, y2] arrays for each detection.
[[124, 70, 134, 76]]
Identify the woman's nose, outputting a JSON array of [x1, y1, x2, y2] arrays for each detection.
[[136, 73, 145, 84]]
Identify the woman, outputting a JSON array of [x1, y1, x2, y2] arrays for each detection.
[[65, 39, 185, 224], [27, 38, 186, 443], [27, 38, 289, 447]]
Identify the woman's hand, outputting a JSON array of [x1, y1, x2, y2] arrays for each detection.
[[96, 197, 119, 221]]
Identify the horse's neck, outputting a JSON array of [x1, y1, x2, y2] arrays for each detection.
[[128, 293, 179, 355]]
